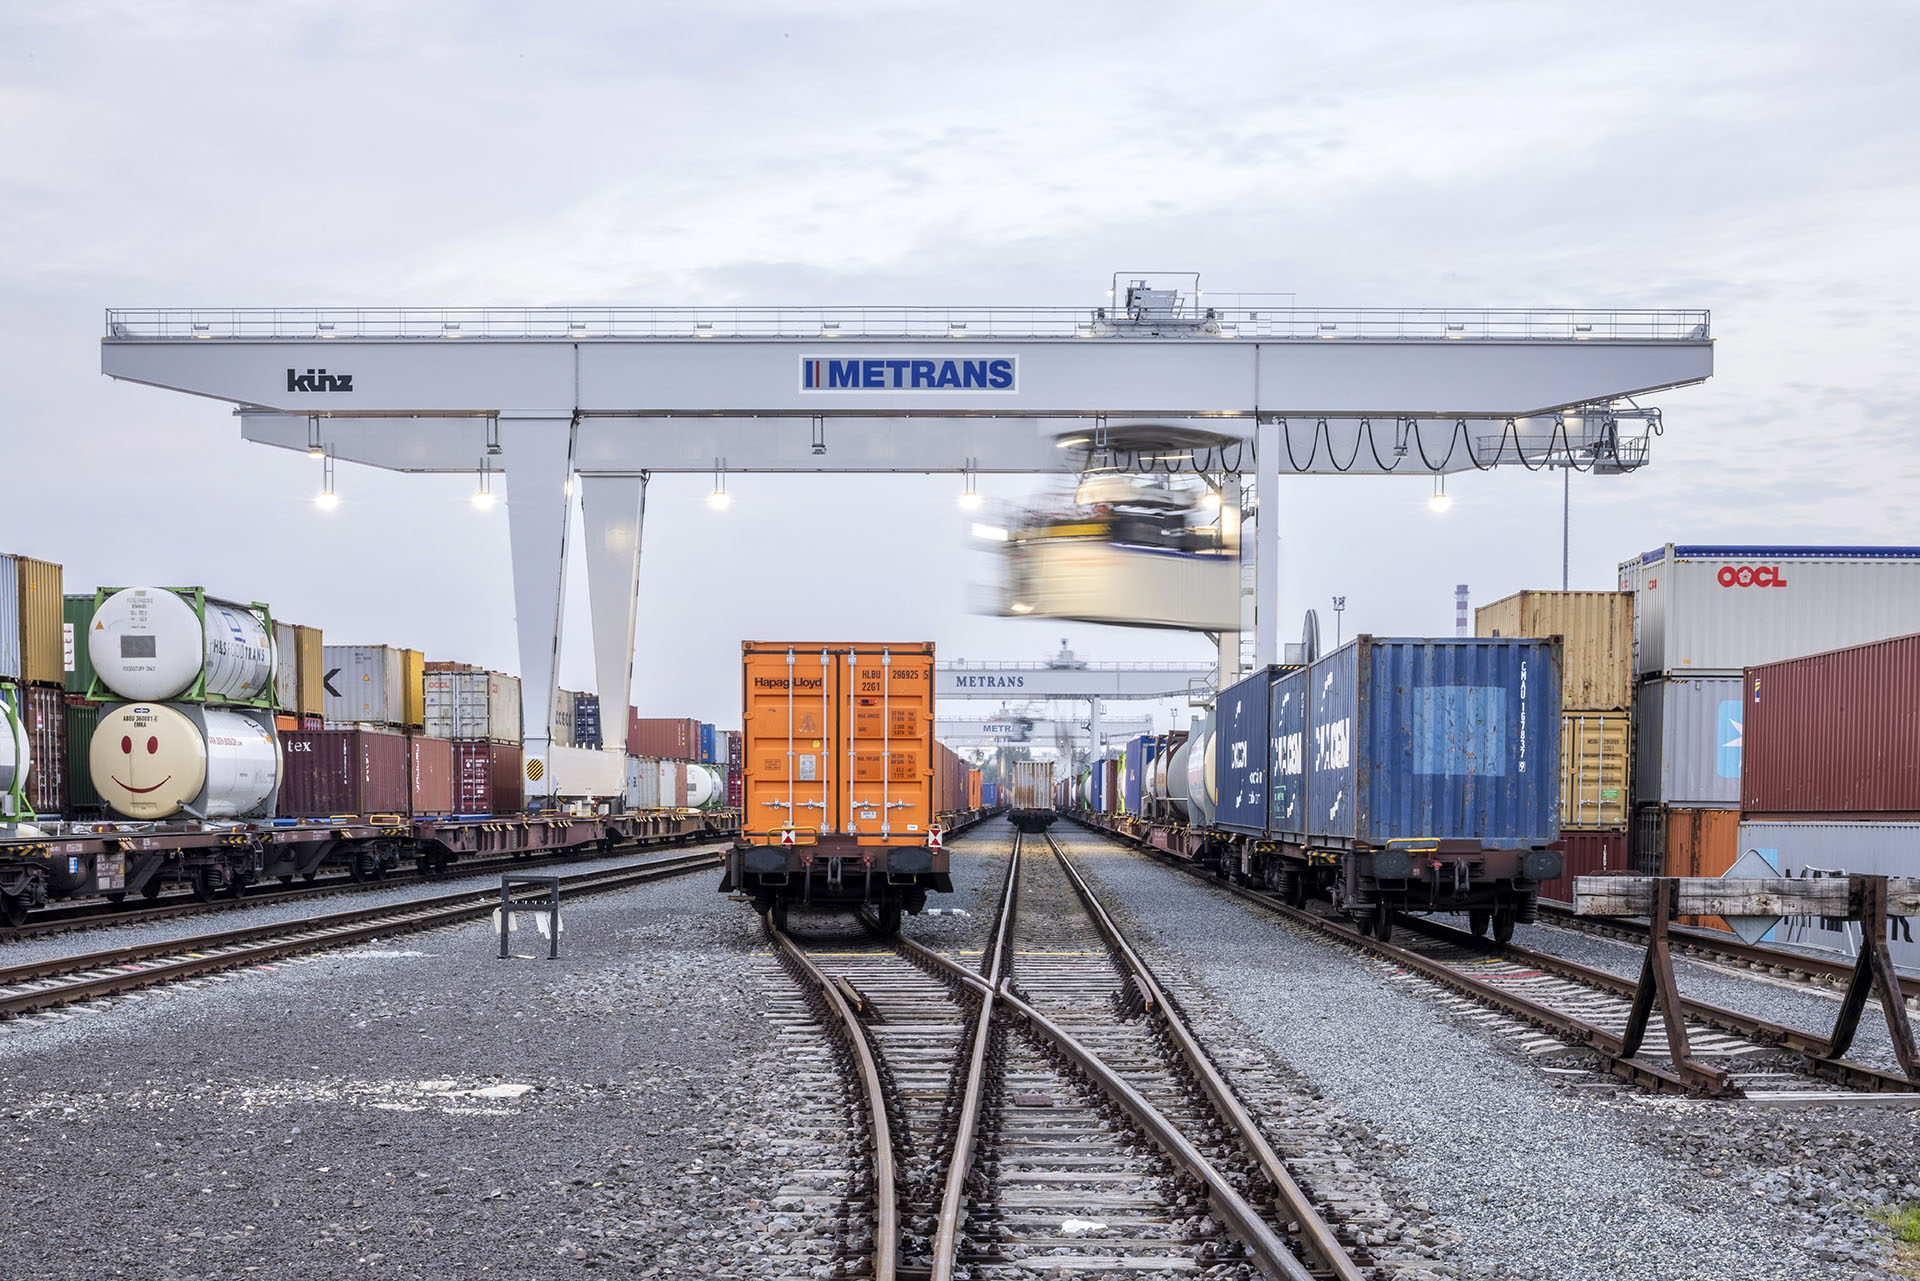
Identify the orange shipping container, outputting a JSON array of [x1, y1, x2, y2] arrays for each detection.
[[1661, 807, 1740, 931], [741, 642, 935, 846], [967, 768, 983, 811]]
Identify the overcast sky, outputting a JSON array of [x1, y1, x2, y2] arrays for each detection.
[[4, 3, 1916, 737]]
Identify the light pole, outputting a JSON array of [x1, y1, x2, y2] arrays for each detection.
[[1332, 596, 1346, 647], [1561, 464, 1570, 590]]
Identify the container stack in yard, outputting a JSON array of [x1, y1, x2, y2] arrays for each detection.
[[0, 555, 67, 818], [1477, 590, 1634, 903], [1619, 546, 1920, 917], [1738, 631, 1920, 969]]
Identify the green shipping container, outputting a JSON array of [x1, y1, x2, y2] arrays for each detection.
[[63, 594, 96, 695], [64, 696, 101, 814]]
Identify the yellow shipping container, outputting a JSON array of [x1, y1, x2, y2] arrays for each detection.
[[402, 648, 426, 729], [1561, 710, 1631, 830], [294, 625, 325, 717], [15, 556, 63, 687], [1476, 589, 1633, 711]]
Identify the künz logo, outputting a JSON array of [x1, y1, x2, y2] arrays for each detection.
[[287, 368, 353, 392]]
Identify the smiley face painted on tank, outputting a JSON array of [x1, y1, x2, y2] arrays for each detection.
[[112, 732, 172, 795]]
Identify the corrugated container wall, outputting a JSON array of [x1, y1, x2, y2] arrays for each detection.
[[1300, 638, 1560, 849], [0, 557, 18, 681], [1738, 820, 1920, 971], [573, 694, 602, 750], [1212, 666, 1279, 835], [278, 727, 411, 817], [1620, 545, 1920, 675], [409, 733, 454, 814], [1741, 632, 1920, 818], [272, 622, 299, 712], [15, 557, 63, 687], [18, 683, 66, 814], [1010, 760, 1053, 810], [1660, 806, 1741, 930], [1634, 676, 1743, 807], [552, 689, 577, 749], [401, 650, 426, 729], [1561, 711, 1631, 829], [487, 674, 521, 744], [294, 626, 324, 717], [62, 595, 96, 694], [452, 742, 523, 813], [64, 695, 101, 814], [628, 716, 700, 761], [321, 646, 406, 726], [1475, 590, 1632, 711]]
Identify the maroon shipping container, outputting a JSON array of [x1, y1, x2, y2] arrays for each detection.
[[1536, 829, 1632, 906], [452, 742, 523, 814], [627, 715, 700, 761], [300, 715, 324, 731], [1743, 632, 1920, 819], [279, 727, 410, 818], [409, 733, 453, 814], [15, 683, 67, 816]]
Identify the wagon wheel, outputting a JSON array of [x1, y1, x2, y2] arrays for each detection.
[[1468, 909, 1492, 938], [190, 867, 220, 903], [1492, 907, 1517, 945], [1372, 899, 1395, 943], [0, 896, 27, 928], [140, 880, 165, 901]]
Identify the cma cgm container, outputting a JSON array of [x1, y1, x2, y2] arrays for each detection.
[[1634, 676, 1743, 807], [279, 727, 410, 818], [1620, 545, 1920, 675], [1213, 666, 1283, 836], [1475, 589, 1633, 711], [727, 642, 945, 926], [1742, 632, 1920, 819], [321, 646, 407, 726], [1272, 638, 1560, 848]]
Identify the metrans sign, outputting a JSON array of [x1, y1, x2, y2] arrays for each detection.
[[801, 354, 1017, 393]]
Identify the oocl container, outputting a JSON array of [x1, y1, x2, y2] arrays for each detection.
[[1475, 589, 1632, 711], [89, 703, 279, 820], [1620, 545, 1920, 676], [88, 588, 274, 705], [1741, 632, 1920, 819]]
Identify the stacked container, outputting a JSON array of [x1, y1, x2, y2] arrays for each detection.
[[1477, 590, 1634, 898], [321, 645, 407, 727], [1618, 545, 1920, 886], [629, 715, 700, 761], [725, 729, 743, 809], [1737, 632, 1920, 969], [417, 664, 524, 813], [1, 556, 65, 816], [552, 689, 579, 749], [573, 694, 603, 750]]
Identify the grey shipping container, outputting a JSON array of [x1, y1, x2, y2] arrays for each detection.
[[489, 673, 522, 744], [552, 688, 577, 749], [1736, 820, 1920, 972], [1620, 545, 1920, 676], [0, 556, 18, 681], [625, 755, 661, 810], [1633, 675, 1744, 807], [321, 645, 407, 726], [272, 622, 298, 712]]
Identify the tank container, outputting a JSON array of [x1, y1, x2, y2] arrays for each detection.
[[686, 762, 720, 809], [1741, 632, 1920, 818], [1620, 545, 1920, 676], [88, 587, 274, 706], [90, 702, 279, 820], [320, 645, 406, 726]]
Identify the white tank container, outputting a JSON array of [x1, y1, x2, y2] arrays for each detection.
[[0, 692, 29, 818], [90, 703, 280, 820], [1187, 719, 1216, 825], [686, 763, 719, 810], [89, 588, 273, 703], [1165, 740, 1191, 819]]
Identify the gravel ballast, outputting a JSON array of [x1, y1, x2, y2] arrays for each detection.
[[1054, 824, 1920, 1281]]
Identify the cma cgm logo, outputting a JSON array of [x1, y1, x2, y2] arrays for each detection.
[[1717, 565, 1787, 588], [800, 355, 1016, 392], [287, 368, 353, 392]]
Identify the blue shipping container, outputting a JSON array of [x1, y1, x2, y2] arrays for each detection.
[[1270, 668, 1307, 836], [1213, 667, 1281, 835], [1296, 637, 1560, 848], [982, 783, 998, 807], [574, 694, 602, 751], [1122, 734, 1148, 815]]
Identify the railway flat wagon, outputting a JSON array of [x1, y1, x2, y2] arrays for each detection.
[[1008, 759, 1057, 832], [722, 642, 951, 932]]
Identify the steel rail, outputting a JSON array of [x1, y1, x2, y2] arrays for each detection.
[[1538, 903, 1920, 1004], [1391, 914, 1919, 1093], [0, 853, 716, 1019], [4, 840, 732, 940], [924, 830, 1019, 1281], [1042, 833, 1362, 1281], [892, 849, 1338, 1281], [765, 921, 898, 1281]]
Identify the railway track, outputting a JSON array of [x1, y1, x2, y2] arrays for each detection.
[[0, 850, 717, 1022], [766, 829, 1366, 1281], [1537, 901, 1920, 1009], [1060, 821, 1919, 1098], [2, 836, 733, 941]]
